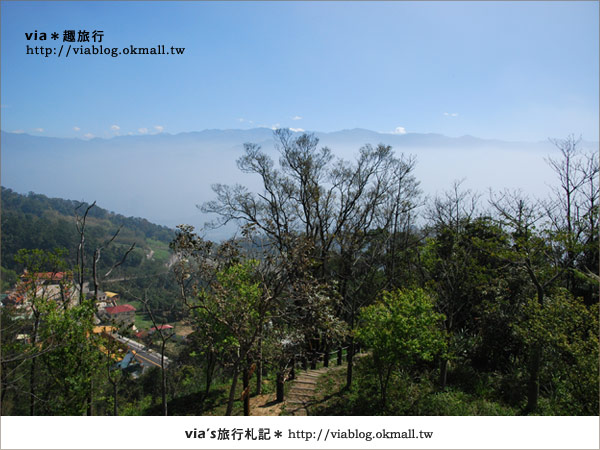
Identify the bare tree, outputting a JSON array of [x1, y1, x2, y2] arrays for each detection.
[[202, 130, 420, 388], [75, 201, 96, 304], [137, 292, 175, 416], [75, 201, 136, 415], [92, 225, 136, 301], [545, 136, 599, 297]]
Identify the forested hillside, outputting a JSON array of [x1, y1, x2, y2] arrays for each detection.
[[1, 187, 174, 281]]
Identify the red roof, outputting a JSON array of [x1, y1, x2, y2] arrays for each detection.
[[23, 272, 69, 282], [150, 325, 174, 331], [105, 304, 136, 314]]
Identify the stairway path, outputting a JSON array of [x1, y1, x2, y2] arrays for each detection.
[[285, 367, 330, 416]]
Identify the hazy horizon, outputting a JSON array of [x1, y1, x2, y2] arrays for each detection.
[[4, 126, 595, 240]]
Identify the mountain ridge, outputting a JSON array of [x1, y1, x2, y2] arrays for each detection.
[[5, 127, 594, 147]]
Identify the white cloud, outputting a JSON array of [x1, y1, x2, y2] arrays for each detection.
[[270, 123, 280, 130], [292, 116, 302, 121], [13, 129, 24, 134], [111, 124, 120, 131], [289, 128, 305, 133], [391, 126, 407, 135], [33, 128, 44, 133], [83, 133, 94, 139], [443, 112, 459, 117], [138, 128, 148, 134], [154, 125, 164, 133], [73, 126, 81, 132]]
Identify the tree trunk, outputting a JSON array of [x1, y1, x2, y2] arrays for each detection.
[[346, 339, 355, 389], [205, 352, 215, 397], [256, 337, 263, 395], [524, 272, 545, 414], [323, 343, 330, 368], [87, 378, 94, 416], [29, 315, 40, 416], [242, 365, 250, 416], [524, 344, 542, 414], [1, 363, 8, 415], [337, 347, 343, 365], [113, 382, 118, 416], [346, 296, 356, 389], [29, 356, 37, 415], [379, 379, 387, 411], [161, 342, 167, 416], [225, 365, 239, 416], [276, 371, 285, 402], [439, 358, 448, 390]]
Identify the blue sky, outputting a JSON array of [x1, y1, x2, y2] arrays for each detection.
[[1, 1, 598, 141]]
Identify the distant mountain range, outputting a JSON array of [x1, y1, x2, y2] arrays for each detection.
[[2, 128, 597, 240]]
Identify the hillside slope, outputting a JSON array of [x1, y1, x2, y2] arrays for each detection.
[[1, 187, 175, 278]]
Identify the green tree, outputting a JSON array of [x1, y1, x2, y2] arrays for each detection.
[[513, 290, 599, 414], [356, 288, 446, 409], [203, 260, 268, 415], [13, 248, 72, 414], [490, 190, 575, 413], [36, 296, 102, 414]]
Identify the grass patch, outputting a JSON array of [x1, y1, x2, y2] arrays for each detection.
[[146, 238, 171, 263], [134, 314, 154, 331]]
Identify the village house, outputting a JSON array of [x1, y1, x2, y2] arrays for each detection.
[[101, 304, 137, 327], [2, 271, 79, 313], [104, 291, 120, 305], [149, 324, 174, 334], [93, 290, 113, 311]]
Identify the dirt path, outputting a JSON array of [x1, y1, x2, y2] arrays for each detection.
[[249, 392, 285, 416]]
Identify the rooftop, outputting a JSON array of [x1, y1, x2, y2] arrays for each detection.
[[105, 304, 136, 314]]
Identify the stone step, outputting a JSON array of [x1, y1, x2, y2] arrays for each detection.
[[288, 393, 312, 400], [294, 380, 317, 385], [290, 387, 314, 393]]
